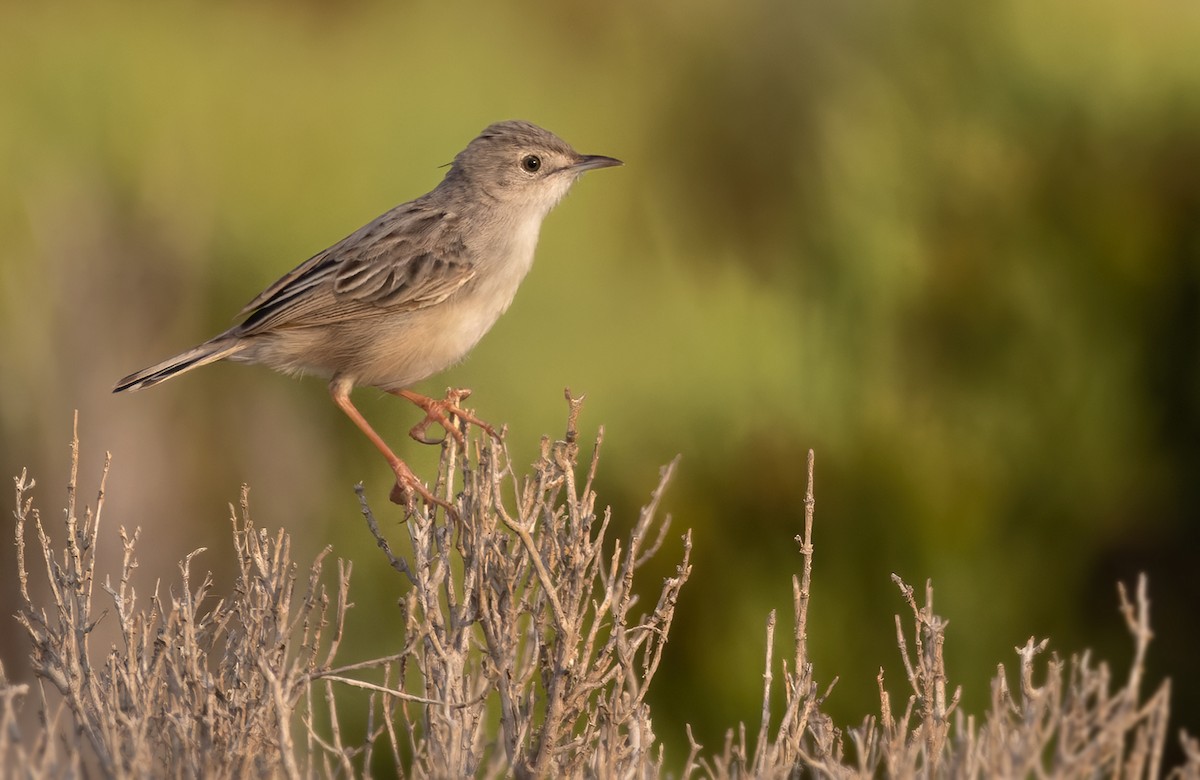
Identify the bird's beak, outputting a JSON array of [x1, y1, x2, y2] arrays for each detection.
[[573, 154, 623, 172]]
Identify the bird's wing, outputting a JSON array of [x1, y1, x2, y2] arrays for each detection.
[[234, 203, 475, 333]]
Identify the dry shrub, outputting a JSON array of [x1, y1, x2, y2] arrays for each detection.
[[2, 402, 1197, 778], [3, 399, 686, 778]]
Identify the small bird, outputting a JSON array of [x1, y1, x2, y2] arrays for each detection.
[[114, 120, 622, 507]]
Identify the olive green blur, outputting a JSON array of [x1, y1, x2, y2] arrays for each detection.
[[2, 0, 1198, 763]]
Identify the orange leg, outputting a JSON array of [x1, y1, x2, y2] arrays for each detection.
[[329, 382, 452, 512], [391, 387, 502, 445]]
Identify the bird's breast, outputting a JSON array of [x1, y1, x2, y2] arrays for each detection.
[[361, 214, 544, 389]]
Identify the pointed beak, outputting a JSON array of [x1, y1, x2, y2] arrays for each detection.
[[572, 154, 623, 172]]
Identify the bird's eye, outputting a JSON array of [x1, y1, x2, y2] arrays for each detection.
[[521, 155, 542, 173]]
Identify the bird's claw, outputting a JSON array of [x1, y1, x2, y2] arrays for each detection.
[[402, 387, 502, 446], [389, 473, 457, 519]]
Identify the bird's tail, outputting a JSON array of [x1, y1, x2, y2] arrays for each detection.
[[113, 338, 246, 393]]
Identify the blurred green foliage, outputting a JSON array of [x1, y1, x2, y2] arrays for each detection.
[[2, 0, 1199, 765]]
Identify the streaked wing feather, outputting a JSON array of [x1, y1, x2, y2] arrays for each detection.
[[234, 203, 474, 333]]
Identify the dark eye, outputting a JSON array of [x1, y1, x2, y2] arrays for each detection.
[[521, 154, 541, 173]]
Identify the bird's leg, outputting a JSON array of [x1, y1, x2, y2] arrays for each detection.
[[329, 382, 454, 513], [392, 387, 503, 445]]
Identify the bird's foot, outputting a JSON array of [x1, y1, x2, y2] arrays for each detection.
[[389, 464, 457, 518], [399, 387, 503, 446]]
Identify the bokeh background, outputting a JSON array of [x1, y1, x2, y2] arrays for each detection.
[[3, 0, 1199, 765]]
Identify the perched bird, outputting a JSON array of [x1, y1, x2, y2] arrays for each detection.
[[114, 120, 622, 507]]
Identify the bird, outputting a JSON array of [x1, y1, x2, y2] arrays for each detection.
[[114, 120, 622, 508]]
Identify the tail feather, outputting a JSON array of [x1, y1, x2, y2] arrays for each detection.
[[113, 339, 246, 393]]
